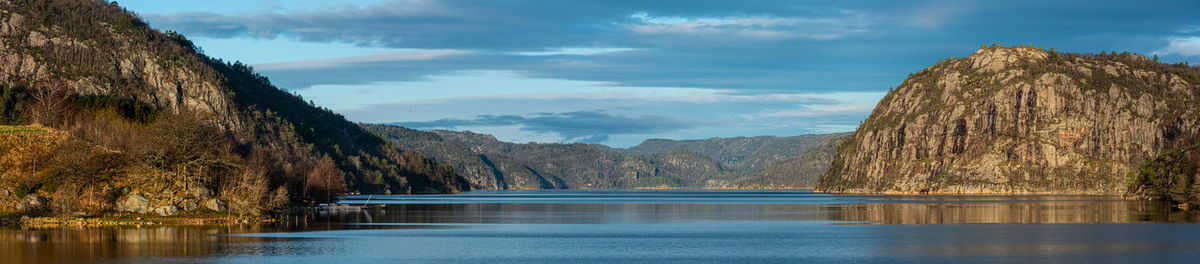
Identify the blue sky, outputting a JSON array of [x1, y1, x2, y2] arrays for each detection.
[[118, 0, 1200, 147]]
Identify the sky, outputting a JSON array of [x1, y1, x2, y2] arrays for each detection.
[[116, 0, 1200, 147]]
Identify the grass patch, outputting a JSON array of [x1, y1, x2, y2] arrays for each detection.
[[0, 125, 45, 134]]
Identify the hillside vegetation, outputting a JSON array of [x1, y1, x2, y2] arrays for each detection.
[[0, 0, 465, 216]]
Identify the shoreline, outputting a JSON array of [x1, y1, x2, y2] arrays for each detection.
[[1, 214, 270, 228]]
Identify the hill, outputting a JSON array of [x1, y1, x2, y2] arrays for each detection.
[[364, 124, 841, 189], [626, 134, 842, 174], [0, 0, 465, 216], [736, 134, 848, 188], [818, 44, 1200, 196]]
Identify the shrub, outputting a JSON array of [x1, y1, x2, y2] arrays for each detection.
[[0, 86, 28, 125], [1126, 146, 1200, 208]]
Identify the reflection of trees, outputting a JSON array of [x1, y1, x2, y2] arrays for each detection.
[[0, 225, 268, 263]]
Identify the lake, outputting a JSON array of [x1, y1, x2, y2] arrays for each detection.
[[4, 190, 1200, 263]]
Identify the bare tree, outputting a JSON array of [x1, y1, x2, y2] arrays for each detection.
[[29, 80, 73, 127], [307, 155, 346, 203]]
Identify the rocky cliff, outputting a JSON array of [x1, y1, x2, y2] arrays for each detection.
[[818, 45, 1200, 194], [0, 0, 465, 216]]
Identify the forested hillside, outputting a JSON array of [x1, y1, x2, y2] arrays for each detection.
[[0, 0, 465, 216]]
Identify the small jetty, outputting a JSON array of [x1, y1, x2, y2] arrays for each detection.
[[307, 195, 384, 214]]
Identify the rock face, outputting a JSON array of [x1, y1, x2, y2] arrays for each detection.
[[818, 46, 1200, 194]]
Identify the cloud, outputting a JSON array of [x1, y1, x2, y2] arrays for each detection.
[[760, 104, 874, 118], [1178, 25, 1200, 34], [899, 0, 971, 29], [1156, 37, 1200, 57], [393, 111, 699, 143], [474, 90, 834, 104], [626, 12, 869, 40], [255, 49, 470, 70], [144, 0, 876, 50], [514, 47, 639, 56]]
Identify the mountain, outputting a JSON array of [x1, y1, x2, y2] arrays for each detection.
[[626, 134, 841, 174], [0, 0, 465, 216], [818, 44, 1200, 195], [364, 124, 842, 189], [736, 134, 848, 188]]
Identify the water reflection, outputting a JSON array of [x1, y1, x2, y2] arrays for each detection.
[[828, 198, 1195, 224], [2, 190, 1199, 263], [334, 192, 1195, 225], [0, 225, 274, 263]]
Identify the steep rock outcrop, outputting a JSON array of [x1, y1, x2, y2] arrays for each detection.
[[819, 46, 1200, 194]]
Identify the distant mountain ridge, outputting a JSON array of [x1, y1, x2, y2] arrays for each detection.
[[365, 124, 843, 189], [627, 134, 842, 174]]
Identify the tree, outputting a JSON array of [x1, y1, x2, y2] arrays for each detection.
[[306, 155, 346, 203], [28, 80, 73, 127]]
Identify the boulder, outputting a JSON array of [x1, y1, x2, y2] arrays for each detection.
[[15, 195, 47, 211], [118, 194, 152, 214], [182, 202, 199, 211], [188, 186, 212, 200], [202, 199, 226, 212], [153, 205, 179, 216]]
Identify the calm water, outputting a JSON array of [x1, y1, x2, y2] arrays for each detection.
[[5, 190, 1200, 263]]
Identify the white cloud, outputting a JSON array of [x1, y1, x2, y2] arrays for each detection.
[[760, 104, 874, 118], [254, 49, 470, 70], [901, 0, 971, 29], [1178, 25, 1200, 34], [296, 70, 843, 110], [514, 47, 639, 56], [626, 11, 869, 40], [1156, 37, 1200, 57]]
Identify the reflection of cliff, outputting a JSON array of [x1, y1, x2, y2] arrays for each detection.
[[334, 197, 1196, 225], [823, 198, 1192, 224]]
